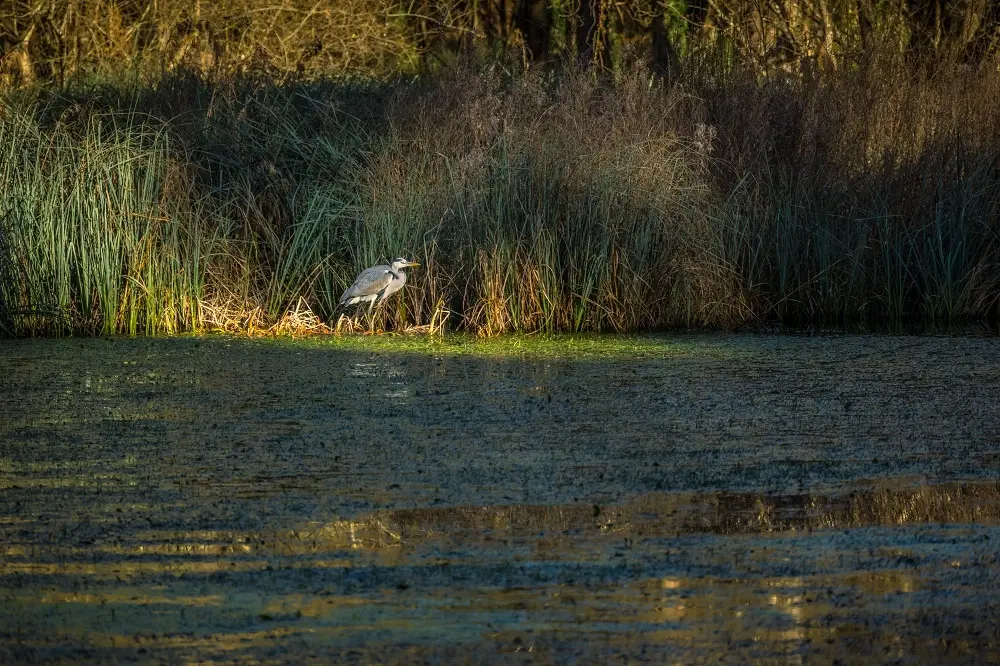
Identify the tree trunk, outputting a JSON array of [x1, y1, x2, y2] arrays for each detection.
[[577, 0, 597, 61], [514, 0, 550, 61], [856, 0, 873, 52], [651, 6, 679, 79]]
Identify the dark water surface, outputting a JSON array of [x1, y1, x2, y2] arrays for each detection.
[[1, 334, 999, 663]]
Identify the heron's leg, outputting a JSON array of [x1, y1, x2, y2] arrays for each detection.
[[365, 298, 377, 334], [345, 308, 364, 333]]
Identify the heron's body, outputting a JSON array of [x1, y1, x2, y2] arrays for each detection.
[[339, 258, 419, 309]]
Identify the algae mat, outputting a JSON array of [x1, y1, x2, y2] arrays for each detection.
[[1, 334, 999, 663]]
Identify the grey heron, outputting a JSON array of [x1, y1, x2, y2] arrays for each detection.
[[339, 258, 420, 313]]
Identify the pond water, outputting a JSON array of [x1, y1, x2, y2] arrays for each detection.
[[2, 334, 999, 662]]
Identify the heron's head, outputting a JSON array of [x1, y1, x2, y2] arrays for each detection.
[[391, 258, 420, 270]]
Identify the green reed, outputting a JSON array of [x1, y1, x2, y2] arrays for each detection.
[[0, 107, 205, 334], [1, 61, 999, 336]]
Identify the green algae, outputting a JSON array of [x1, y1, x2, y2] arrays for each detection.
[[248, 331, 742, 361]]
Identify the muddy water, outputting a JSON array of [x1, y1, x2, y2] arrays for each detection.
[[1, 334, 999, 663]]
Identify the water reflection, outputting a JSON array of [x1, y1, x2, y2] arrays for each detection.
[[349, 360, 410, 400], [3, 335, 1000, 662], [2, 484, 999, 662]]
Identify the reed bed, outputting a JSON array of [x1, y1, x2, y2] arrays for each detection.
[[2, 59, 999, 336]]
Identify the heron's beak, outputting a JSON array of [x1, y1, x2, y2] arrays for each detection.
[[407, 261, 421, 267]]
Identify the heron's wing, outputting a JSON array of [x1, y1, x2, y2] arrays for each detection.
[[340, 265, 394, 303]]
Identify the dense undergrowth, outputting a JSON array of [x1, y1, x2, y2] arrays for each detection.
[[1, 53, 999, 335]]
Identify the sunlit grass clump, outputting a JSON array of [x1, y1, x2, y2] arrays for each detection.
[[1, 61, 999, 336]]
